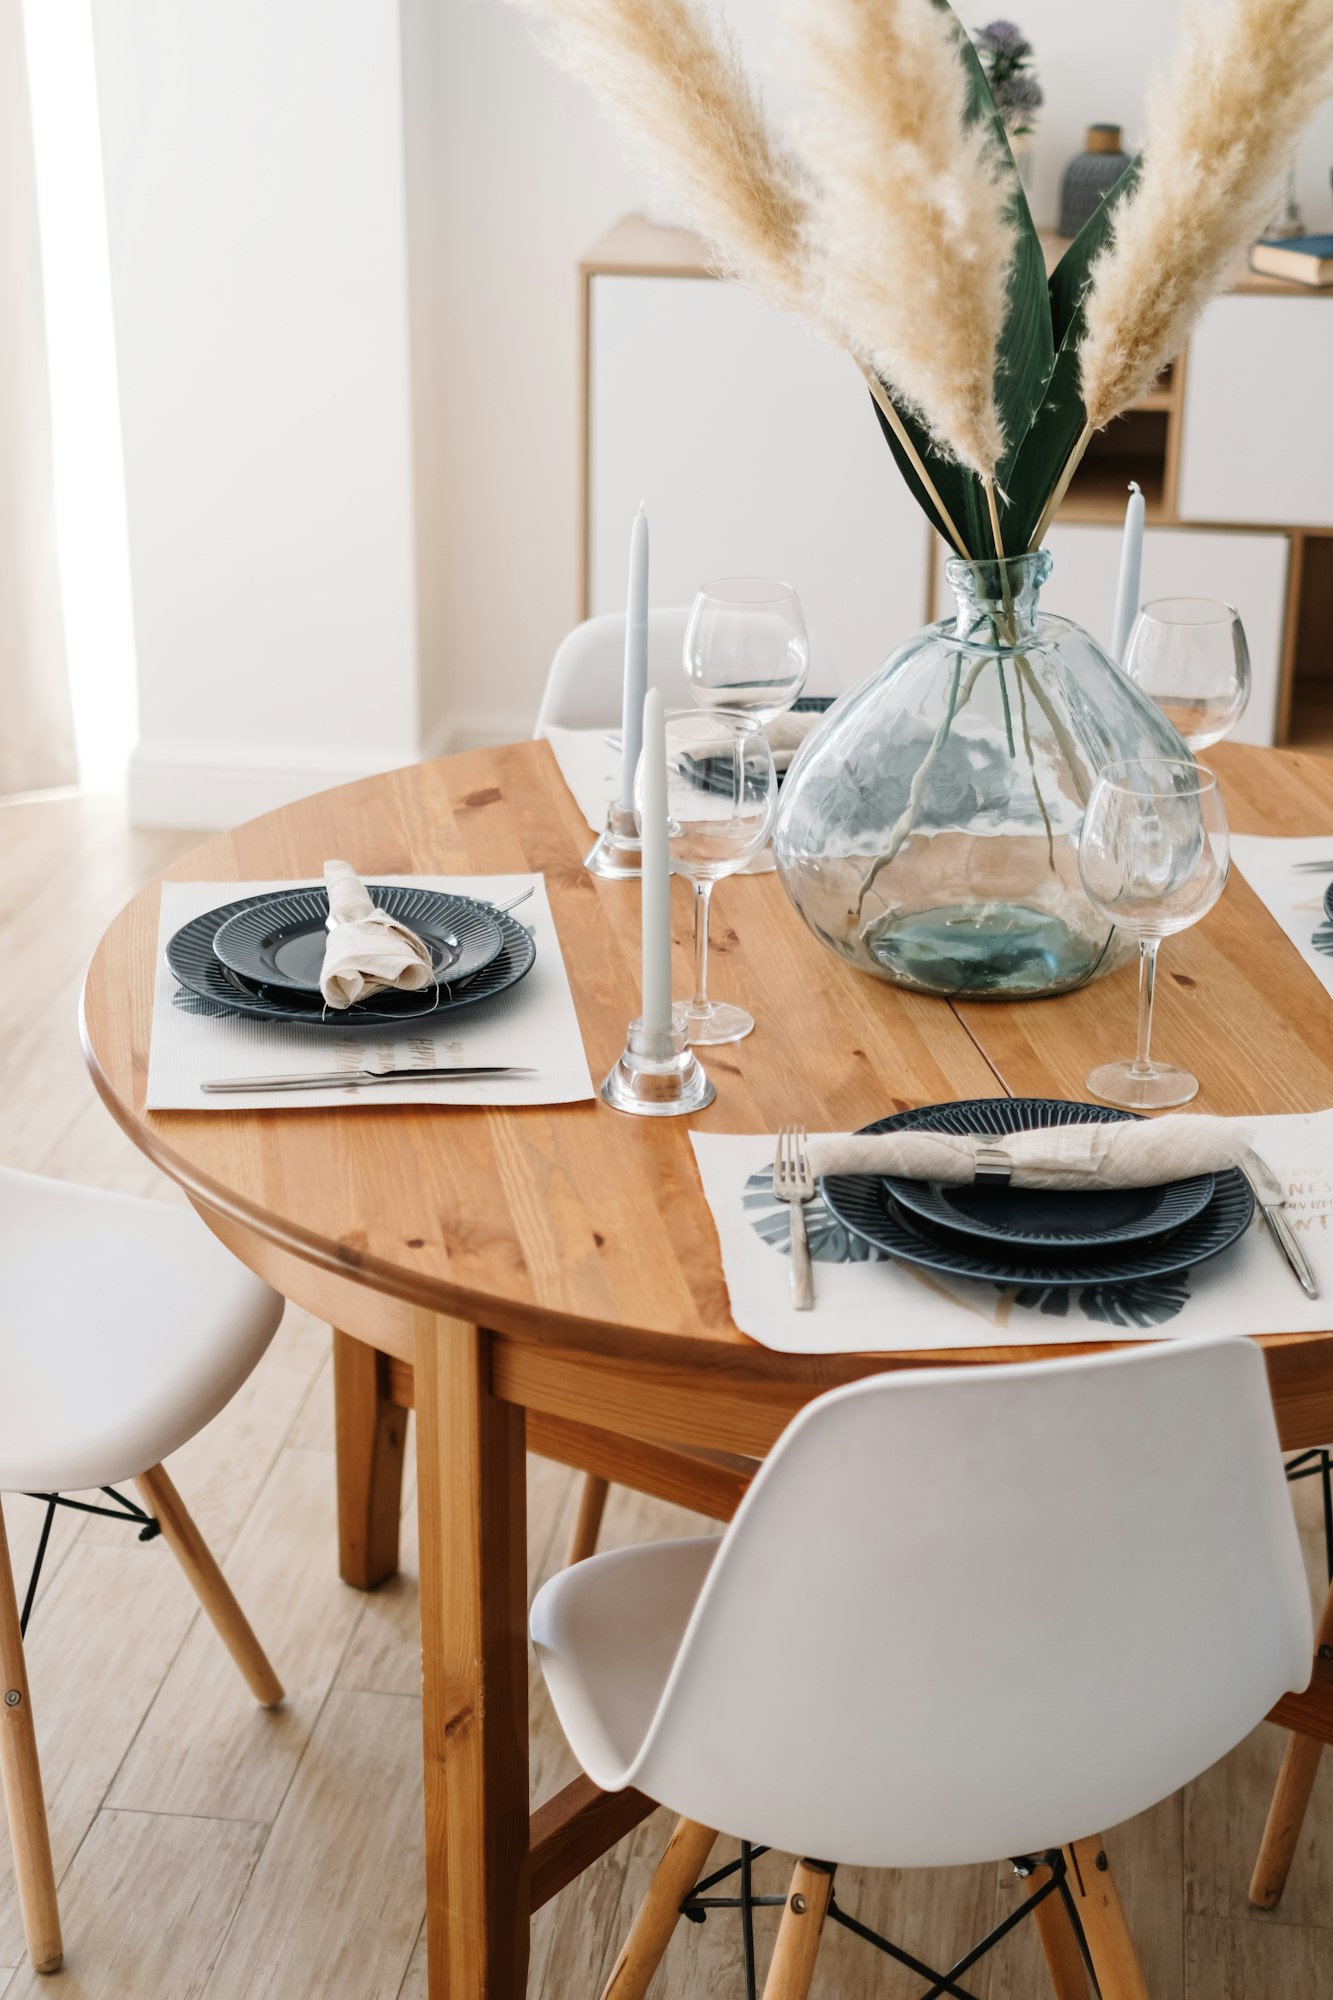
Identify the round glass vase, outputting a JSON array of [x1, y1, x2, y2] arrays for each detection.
[[771, 552, 1193, 1001]]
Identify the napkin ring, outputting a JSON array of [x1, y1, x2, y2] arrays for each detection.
[[973, 1144, 1013, 1186]]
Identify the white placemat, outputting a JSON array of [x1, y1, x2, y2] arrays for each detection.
[[542, 725, 776, 874], [1232, 832, 1333, 1002], [148, 876, 595, 1110], [691, 1111, 1333, 1354]]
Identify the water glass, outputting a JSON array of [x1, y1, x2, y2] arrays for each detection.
[[683, 578, 809, 724], [636, 711, 777, 1045], [1122, 599, 1251, 751], [1078, 757, 1229, 1109]]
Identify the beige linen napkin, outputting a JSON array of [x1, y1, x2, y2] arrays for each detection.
[[319, 860, 434, 1010], [808, 1114, 1253, 1189], [766, 708, 823, 771]]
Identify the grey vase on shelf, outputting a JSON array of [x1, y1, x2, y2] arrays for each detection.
[[1059, 125, 1132, 239], [770, 552, 1191, 1002]]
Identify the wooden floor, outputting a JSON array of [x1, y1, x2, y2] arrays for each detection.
[[1, 786, 1331, 1998]]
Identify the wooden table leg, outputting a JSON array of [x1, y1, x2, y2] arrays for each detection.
[[334, 1329, 409, 1589], [416, 1313, 530, 1999]]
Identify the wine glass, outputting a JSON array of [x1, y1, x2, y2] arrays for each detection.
[[683, 577, 809, 723], [636, 710, 777, 1045], [1122, 599, 1251, 751], [1078, 757, 1229, 1110]]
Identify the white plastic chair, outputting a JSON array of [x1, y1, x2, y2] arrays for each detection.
[[533, 607, 843, 736], [531, 1336, 1313, 2000], [0, 1166, 286, 1973]]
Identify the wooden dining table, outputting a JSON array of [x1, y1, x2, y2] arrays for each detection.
[[80, 735, 1333, 1998]]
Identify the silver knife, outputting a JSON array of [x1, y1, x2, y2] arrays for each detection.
[[1244, 1149, 1319, 1299], [201, 1065, 535, 1094]]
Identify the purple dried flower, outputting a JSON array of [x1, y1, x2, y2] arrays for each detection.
[[976, 19, 1030, 58]]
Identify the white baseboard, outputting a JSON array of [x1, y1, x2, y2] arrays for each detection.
[[127, 741, 425, 830], [439, 710, 535, 754]]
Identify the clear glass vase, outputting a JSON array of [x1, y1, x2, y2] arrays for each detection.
[[771, 551, 1193, 1000]]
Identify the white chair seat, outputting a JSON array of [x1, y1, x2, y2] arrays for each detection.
[[532, 1537, 716, 1792], [0, 1166, 283, 1491]]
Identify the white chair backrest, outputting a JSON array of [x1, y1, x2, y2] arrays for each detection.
[[625, 1337, 1311, 1869], [534, 607, 843, 737]]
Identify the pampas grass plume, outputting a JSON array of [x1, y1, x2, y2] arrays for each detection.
[[516, 0, 808, 314], [795, 0, 1018, 479], [1080, 0, 1333, 429]]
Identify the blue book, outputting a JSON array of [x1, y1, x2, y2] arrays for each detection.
[[1251, 235, 1333, 285]]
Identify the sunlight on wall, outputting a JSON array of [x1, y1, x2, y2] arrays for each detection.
[[23, 0, 137, 784]]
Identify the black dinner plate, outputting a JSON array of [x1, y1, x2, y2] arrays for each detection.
[[681, 694, 834, 795], [167, 894, 536, 1028], [879, 1098, 1216, 1249], [820, 1097, 1254, 1288], [212, 884, 504, 994], [1323, 879, 1333, 925]]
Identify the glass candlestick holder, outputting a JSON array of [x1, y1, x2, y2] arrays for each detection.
[[600, 1017, 715, 1117], [585, 802, 642, 879]]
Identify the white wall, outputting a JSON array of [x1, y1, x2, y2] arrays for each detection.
[[433, 0, 1333, 747], [94, 0, 425, 827]]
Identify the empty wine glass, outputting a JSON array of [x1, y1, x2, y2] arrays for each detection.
[[636, 710, 777, 1044], [683, 577, 809, 723], [1122, 599, 1251, 751], [1078, 757, 1229, 1110]]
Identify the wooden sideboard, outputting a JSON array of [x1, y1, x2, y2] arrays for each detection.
[[581, 214, 1333, 752]]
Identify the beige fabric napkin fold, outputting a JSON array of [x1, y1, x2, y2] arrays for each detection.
[[694, 708, 824, 773], [319, 860, 434, 1010], [766, 708, 822, 770], [808, 1114, 1253, 1189]]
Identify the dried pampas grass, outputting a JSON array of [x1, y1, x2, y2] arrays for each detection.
[[516, 0, 807, 314], [794, 0, 1017, 483], [1079, 0, 1333, 431]]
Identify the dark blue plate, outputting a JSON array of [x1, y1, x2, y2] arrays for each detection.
[[821, 1097, 1254, 1288], [167, 892, 535, 1028], [880, 1097, 1215, 1249]]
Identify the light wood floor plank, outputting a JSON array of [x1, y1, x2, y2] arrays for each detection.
[[4, 1809, 265, 2000], [199, 1690, 424, 2000], [395, 1925, 426, 2000], [0, 1544, 199, 1964], [107, 1447, 363, 1824], [1185, 1910, 1333, 1995]]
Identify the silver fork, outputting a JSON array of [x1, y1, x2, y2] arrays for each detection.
[[773, 1124, 816, 1311]]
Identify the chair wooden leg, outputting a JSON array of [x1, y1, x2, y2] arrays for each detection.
[[0, 1507, 62, 1973], [134, 1464, 283, 1707], [1063, 1838, 1148, 2000], [600, 1817, 716, 2000], [334, 1328, 409, 1589], [1250, 1729, 1325, 1908], [761, 1859, 834, 2000], [1250, 1569, 1333, 1907], [566, 1474, 611, 1567], [1022, 1859, 1090, 2000]]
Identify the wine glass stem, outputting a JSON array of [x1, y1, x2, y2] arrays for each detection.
[[692, 879, 714, 1014], [1131, 936, 1160, 1077]]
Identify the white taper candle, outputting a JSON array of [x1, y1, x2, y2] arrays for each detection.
[[638, 688, 673, 1038], [1109, 481, 1145, 663], [618, 502, 649, 809]]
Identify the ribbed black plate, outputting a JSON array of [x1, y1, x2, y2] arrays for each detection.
[[821, 1098, 1253, 1287], [167, 893, 535, 1028], [879, 1098, 1216, 1249], [212, 885, 503, 993]]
